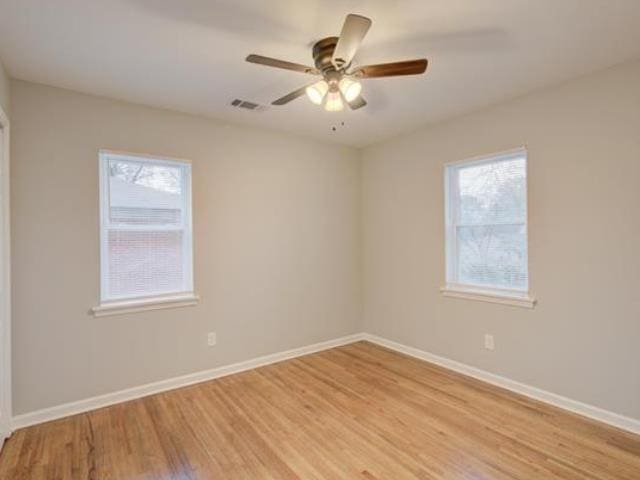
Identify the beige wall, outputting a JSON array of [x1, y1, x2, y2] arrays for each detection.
[[0, 59, 9, 116], [10, 59, 640, 421], [362, 60, 640, 420], [11, 81, 361, 414]]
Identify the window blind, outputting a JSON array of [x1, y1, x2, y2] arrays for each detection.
[[446, 150, 528, 291], [99, 152, 193, 302]]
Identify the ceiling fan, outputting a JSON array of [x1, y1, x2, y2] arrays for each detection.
[[245, 14, 428, 112]]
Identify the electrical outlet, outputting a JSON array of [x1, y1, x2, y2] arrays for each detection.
[[484, 334, 495, 351], [207, 332, 217, 347]]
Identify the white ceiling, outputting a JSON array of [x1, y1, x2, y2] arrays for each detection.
[[1, 0, 640, 147]]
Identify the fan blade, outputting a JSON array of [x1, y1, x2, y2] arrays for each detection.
[[348, 96, 367, 110], [246, 54, 319, 75], [272, 84, 314, 105], [353, 59, 428, 78], [332, 14, 372, 68]]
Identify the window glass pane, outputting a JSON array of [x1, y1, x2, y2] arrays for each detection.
[[458, 157, 526, 225], [108, 159, 183, 225], [457, 224, 527, 290], [447, 151, 528, 291], [100, 152, 192, 302], [108, 230, 184, 298]]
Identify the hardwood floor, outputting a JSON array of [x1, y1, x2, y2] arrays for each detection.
[[1, 341, 639, 479]]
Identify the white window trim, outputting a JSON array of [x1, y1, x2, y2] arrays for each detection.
[[440, 284, 536, 308], [91, 292, 200, 317], [93, 150, 197, 316], [442, 146, 534, 308]]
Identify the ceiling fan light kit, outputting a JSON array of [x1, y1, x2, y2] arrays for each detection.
[[246, 14, 428, 112], [305, 77, 361, 111]]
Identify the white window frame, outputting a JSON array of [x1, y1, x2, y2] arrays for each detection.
[[92, 150, 198, 317], [441, 147, 536, 308]]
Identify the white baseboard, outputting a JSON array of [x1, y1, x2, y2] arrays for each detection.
[[12, 332, 640, 437], [362, 333, 640, 436], [12, 333, 366, 430], [0, 425, 10, 454]]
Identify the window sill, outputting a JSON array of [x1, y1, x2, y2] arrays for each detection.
[[440, 284, 536, 309], [91, 293, 200, 317]]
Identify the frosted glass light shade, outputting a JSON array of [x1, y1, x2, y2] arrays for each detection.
[[338, 78, 362, 102], [306, 81, 329, 105], [324, 91, 344, 112]]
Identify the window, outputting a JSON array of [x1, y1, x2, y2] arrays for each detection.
[[93, 151, 196, 316], [443, 148, 534, 307]]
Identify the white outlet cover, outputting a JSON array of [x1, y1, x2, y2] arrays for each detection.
[[484, 334, 495, 351], [207, 332, 217, 347]]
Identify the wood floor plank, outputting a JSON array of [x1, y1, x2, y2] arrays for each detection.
[[1, 341, 638, 479]]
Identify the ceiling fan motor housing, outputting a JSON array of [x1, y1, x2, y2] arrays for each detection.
[[313, 37, 343, 74]]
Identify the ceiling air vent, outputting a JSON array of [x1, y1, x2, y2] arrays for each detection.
[[231, 99, 265, 111]]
